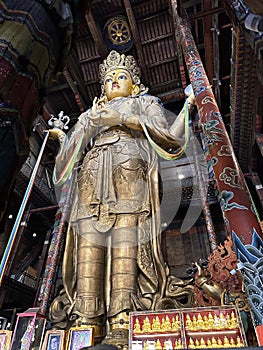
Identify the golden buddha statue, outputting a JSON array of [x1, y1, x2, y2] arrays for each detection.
[[208, 313, 214, 329], [207, 338, 212, 347], [230, 337, 235, 347], [203, 315, 209, 330], [134, 317, 141, 333], [214, 314, 220, 329], [211, 337, 217, 347], [226, 314, 231, 328], [144, 340, 150, 350], [188, 338, 195, 349], [196, 313, 204, 330], [200, 337, 206, 347], [142, 317, 152, 333], [230, 311, 237, 329], [236, 336, 243, 347], [185, 315, 193, 330], [48, 50, 195, 346], [219, 312, 226, 328], [175, 339, 182, 349], [223, 336, 230, 347], [152, 316, 161, 332], [155, 339, 162, 350], [192, 315, 197, 330], [160, 315, 171, 332], [217, 337, 223, 347], [171, 315, 180, 331]]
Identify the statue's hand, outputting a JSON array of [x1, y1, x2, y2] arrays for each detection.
[[46, 114, 67, 141], [90, 107, 121, 127], [47, 128, 66, 144]]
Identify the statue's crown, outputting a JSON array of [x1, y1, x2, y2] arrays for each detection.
[[99, 50, 141, 85]]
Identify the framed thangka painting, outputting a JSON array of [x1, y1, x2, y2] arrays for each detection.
[[0, 330, 12, 350], [66, 326, 94, 350], [41, 330, 65, 350], [10, 308, 46, 350]]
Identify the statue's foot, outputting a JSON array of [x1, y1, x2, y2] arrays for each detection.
[[102, 329, 129, 349]]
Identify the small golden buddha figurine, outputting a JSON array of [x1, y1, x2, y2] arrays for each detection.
[[200, 337, 206, 347], [236, 336, 244, 347], [172, 315, 180, 331], [214, 314, 220, 329], [208, 313, 214, 328], [176, 339, 182, 349], [211, 337, 217, 347], [219, 312, 226, 328], [151, 317, 156, 331], [144, 341, 150, 350], [185, 315, 193, 330], [230, 337, 236, 347], [217, 337, 223, 347], [161, 317, 166, 331], [161, 315, 171, 332], [188, 337, 195, 349], [226, 314, 231, 328], [155, 316, 161, 331], [192, 315, 197, 330], [197, 313, 204, 330], [155, 339, 162, 350], [142, 317, 152, 333], [195, 338, 200, 348], [230, 311, 237, 329], [152, 316, 161, 332], [207, 338, 212, 348], [203, 315, 209, 330], [223, 336, 230, 347], [134, 317, 141, 333]]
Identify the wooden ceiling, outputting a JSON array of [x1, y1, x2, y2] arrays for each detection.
[[41, 0, 263, 176], [44, 0, 230, 125]]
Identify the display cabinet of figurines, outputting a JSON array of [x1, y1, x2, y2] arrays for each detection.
[[182, 306, 247, 348], [130, 310, 183, 350], [129, 306, 247, 350]]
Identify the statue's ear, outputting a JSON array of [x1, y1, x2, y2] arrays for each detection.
[[132, 84, 140, 96]]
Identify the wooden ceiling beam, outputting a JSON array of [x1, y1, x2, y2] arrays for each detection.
[[170, 0, 187, 89], [187, 6, 225, 20], [123, 0, 150, 82], [66, 51, 91, 110], [84, 7, 108, 58]]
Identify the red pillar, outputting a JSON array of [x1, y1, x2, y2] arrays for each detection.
[[171, 0, 263, 337], [171, 5, 261, 242]]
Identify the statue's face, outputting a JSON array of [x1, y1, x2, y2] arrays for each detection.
[[104, 69, 134, 100]]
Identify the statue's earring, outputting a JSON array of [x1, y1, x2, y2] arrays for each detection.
[[131, 85, 140, 96]]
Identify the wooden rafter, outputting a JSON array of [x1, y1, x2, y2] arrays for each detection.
[[123, 0, 150, 82], [84, 6, 108, 58]]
